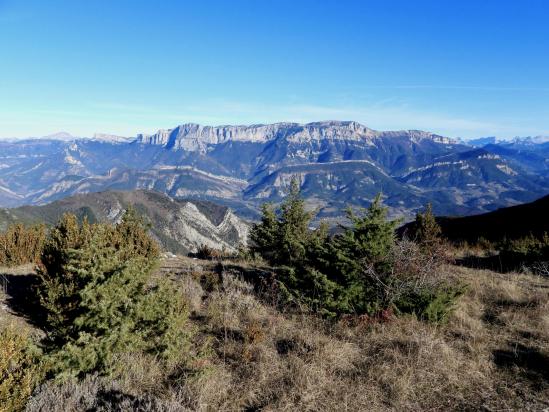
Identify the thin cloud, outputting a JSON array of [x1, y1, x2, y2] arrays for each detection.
[[366, 85, 549, 92]]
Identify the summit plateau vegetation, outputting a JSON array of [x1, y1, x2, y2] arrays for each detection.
[[0, 185, 548, 411]]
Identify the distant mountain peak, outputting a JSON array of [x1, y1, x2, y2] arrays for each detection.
[[465, 136, 499, 147], [92, 133, 132, 143], [465, 135, 549, 147], [42, 131, 77, 141], [511, 135, 549, 145], [39, 131, 132, 143]]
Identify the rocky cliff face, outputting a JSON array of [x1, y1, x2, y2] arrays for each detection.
[[0, 190, 249, 254], [135, 121, 452, 151], [137, 122, 289, 150]]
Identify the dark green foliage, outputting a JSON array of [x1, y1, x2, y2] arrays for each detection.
[[395, 284, 467, 323], [0, 223, 46, 267], [36, 208, 190, 378], [249, 178, 340, 315], [276, 265, 342, 317], [250, 203, 279, 262], [499, 232, 549, 267], [339, 197, 399, 269], [250, 179, 315, 266], [37, 214, 94, 341], [341, 195, 400, 266], [277, 180, 315, 266], [326, 195, 401, 315], [250, 184, 462, 321]]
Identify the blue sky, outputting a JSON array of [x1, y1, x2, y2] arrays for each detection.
[[1, 0, 548, 139]]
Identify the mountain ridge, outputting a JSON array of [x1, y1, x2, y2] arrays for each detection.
[[135, 121, 455, 151]]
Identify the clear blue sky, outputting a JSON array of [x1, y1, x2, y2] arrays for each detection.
[[1, 0, 548, 139]]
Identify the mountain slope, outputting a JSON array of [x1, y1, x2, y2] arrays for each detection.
[[432, 194, 549, 243], [396, 148, 549, 211], [0, 190, 249, 254], [244, 160, 431, 217]]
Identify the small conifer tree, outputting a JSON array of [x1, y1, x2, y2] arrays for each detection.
[[330, 194, 401, 314], [250, 203, 279, 262], [277, 178, 315, 266], [249, 177, 315, 266], [414, 203, 442, 252], [37, 214, 94, 342], [36, 209, 190, 378], [337, 194, 399, 270]]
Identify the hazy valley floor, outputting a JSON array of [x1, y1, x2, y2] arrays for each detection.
[[1, 258, 549, 411]]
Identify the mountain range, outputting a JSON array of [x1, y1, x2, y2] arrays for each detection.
[[1, 121, 549, 219]]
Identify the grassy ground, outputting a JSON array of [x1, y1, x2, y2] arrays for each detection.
[[1, 258, 549, 411]]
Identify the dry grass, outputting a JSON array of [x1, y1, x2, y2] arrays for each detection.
[[2, 258, 549, 411], [151, 261, 549, 410]]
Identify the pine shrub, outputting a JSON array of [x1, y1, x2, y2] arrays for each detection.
[[0, 324, 43, 412], [492, 233, 549, 271], [249, 203, 279, 262], [499, 232, 549, 263], [250, 183, 464, 321], [276, 265, 342, 317], [0, 223, 46, 267], [328, 195, 401, 315], [277, 179, 315, 266], [414, 203, 442, 253], [36, 209, 191, 378], [395, 284, 467, 323]]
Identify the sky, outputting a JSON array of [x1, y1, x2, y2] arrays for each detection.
[[0, 0, 548, 139]]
